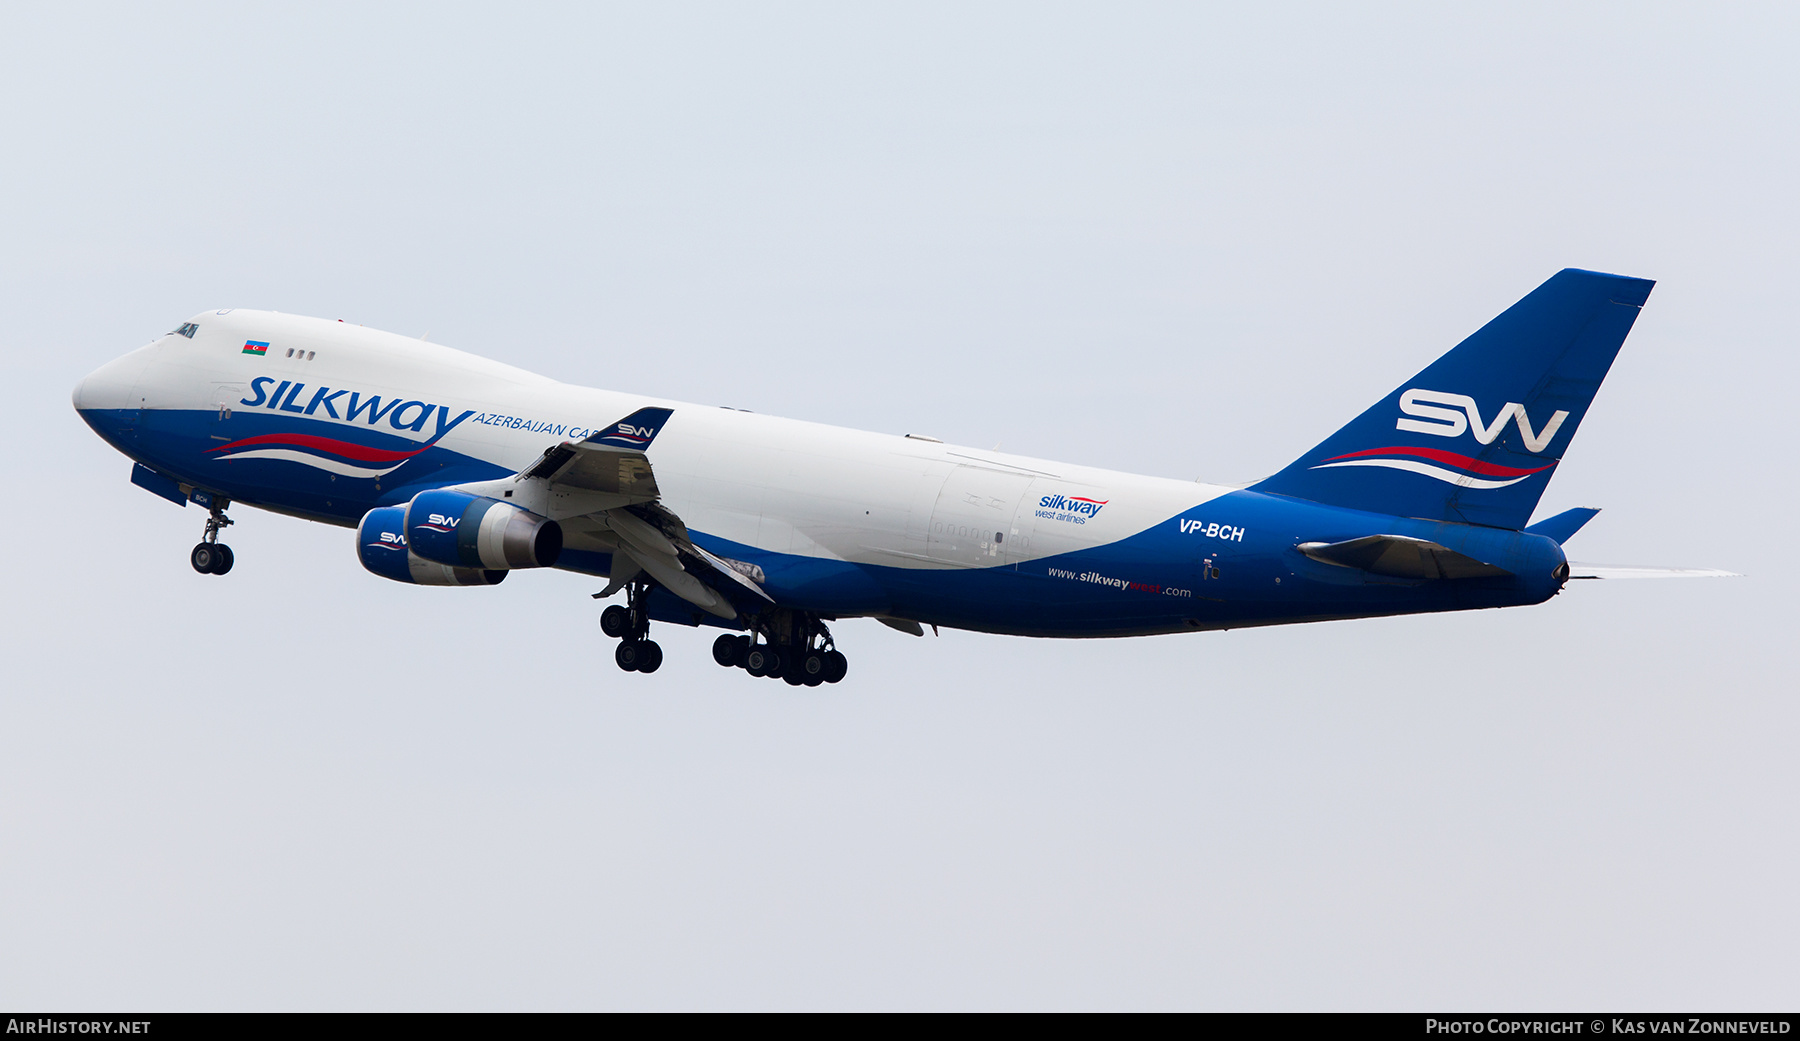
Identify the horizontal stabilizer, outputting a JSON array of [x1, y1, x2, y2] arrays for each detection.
[[1298, 534, 1512, 580], [1525, 507, 1601, 544], [1567, 563, 1742, 580]]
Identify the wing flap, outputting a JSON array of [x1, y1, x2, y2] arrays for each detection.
[[688, 542, 777, 603], [613, 541, 736, 618], [603, 505, 681, 559]]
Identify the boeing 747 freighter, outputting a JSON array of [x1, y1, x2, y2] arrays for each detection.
[[73, 269, 1732, 684]]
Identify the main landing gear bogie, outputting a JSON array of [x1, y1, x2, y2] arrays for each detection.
[[598, 585, 849, 686], [190, 501, 235, 576], [601, 581, 663, 674], [710, 618, 847, 687]]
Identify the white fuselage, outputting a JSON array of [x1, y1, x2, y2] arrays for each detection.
[[77, 310, 1258, 636]]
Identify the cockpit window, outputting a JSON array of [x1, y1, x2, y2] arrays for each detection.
[[172, 323, 199, 339]]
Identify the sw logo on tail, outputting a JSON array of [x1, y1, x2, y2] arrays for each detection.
[[1395, 388, 1569, 452]]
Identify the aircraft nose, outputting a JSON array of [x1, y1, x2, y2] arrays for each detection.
[[72, 348, 152, 414]]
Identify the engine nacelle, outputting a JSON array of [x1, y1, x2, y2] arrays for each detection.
[[358, 506, 507, 586], [404, 489, 563, 570]]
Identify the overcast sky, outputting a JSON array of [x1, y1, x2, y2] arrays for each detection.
[[2, 2, 1794, 1010]]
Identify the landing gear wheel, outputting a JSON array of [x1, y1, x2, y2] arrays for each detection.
[[600, 605, 631, 639], [615, 640, 642, 672], [191, 501, 236, 574], [800, 652, 827, 687], [782, 662, 805, 686], [823, 651, 848, 684], [744, 646, 779, 678], [712, 633, 744, 667], [636, 640, 663, 674]]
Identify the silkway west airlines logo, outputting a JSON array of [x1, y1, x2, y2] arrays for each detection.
[[1036, 493, 1109, 525], [1309, 389, 1571, 490], [206, 376, 476, 479]]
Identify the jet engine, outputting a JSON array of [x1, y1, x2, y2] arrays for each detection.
[[403, 489, 563, 570], [358, 505, 506, 586]]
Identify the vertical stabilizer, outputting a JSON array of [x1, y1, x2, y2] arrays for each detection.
[[1250, 269, 1653, 529]]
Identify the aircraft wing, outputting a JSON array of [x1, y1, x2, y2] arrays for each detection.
[[446, 406, 773, 618], [518, 431, 661, 499]]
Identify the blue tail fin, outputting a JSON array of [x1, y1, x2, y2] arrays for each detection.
[[1251, 269, 1654, 529]]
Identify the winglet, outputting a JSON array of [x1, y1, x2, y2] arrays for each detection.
[[1525, 507, 1601, 544], [585, 407, 674, 450]]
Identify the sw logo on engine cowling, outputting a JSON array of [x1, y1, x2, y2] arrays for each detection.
[[375, 531, 407, 547]]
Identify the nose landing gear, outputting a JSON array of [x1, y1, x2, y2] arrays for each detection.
[[190, 502, 235, 575]]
